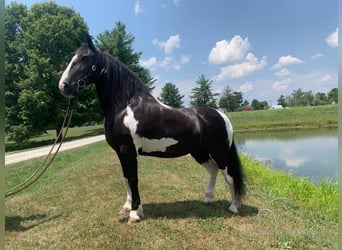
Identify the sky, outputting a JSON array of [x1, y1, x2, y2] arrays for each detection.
[[7, 0, 338, 106]]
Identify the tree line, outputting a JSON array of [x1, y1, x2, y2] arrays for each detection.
[[159, 78, 338, 111], [5, 2, 338, 143]]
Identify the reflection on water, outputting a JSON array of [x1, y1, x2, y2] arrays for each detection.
[[234, 129, 338, 181]]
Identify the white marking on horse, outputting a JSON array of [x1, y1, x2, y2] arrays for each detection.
[[221, 168, 239, 213], [216, 110, 234, 147], [202, 157, 218, 203], [154, 96, 172, 109], [119, 178, 132, 215], [59, 55, 78, 90], [123, 106, 178, 153]]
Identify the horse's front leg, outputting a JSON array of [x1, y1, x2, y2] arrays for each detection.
[[117, 145, 143, 224]]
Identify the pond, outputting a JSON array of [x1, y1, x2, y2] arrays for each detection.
[[234, 128, 338, 181]]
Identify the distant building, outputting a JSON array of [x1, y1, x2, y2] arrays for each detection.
[[270, 105, 283, 110], [242, 106, 253, 111]]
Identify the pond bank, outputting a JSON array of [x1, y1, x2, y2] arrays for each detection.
[[235, 123, 337, 133]]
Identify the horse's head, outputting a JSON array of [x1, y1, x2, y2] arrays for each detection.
[[59, 34, 99, 98]]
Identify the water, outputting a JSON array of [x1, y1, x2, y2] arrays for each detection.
[[234, 128, 338, 181]]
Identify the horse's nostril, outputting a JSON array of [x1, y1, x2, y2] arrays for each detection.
[[63, 82, 69, 87], [78, 79, 86, 88]]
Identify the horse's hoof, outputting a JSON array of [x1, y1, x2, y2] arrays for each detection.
[[229, 203, 238, 214], [127, 217, 140, 224], [119, 207, 130, 215], [203, 197, 214, 204]]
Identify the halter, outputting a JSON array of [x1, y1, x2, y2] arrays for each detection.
[[77, 64, 107, 90]]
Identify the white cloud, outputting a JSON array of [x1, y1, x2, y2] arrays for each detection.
[[139, 57, 157, 69], [325, 28, 338, 48], [272, 55, 305, 69], [140, 54, 189, 71], [208, 35, 250, 64], [275, 68, 291, 77], [238, 82, 253, 93], [134, 1, 142, 16], [318, 74, 335, 85], [153, 34, 181, 55], [213, 53, 267, 81], [180, 54, 190, 64], [160, 56, 181, 70], [272, 78, 292, 91], [311, 53, 323, 59]]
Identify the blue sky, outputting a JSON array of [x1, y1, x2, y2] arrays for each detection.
[[8, 0, 338, 106]]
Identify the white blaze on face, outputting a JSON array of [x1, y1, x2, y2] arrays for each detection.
[[216, 110, 234, 147], [123, 106, 178, 153], [58, 55, 78, 91]]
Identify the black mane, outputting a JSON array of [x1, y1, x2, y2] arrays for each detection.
[[96, 50, 151, 108]]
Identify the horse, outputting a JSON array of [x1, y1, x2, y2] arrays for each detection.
[[58, 34, 245, 224]]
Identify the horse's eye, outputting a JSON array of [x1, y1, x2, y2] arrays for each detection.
[[80, 55, 91, 62]]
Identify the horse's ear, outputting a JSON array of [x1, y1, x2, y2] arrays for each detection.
[[86, 34, 97, 53]]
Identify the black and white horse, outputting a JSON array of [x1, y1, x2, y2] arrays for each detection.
[[58, 35, 245, 223]]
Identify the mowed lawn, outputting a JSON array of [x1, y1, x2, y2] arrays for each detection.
[[5, 142, 337, 249], [228, 104, 338, 131]]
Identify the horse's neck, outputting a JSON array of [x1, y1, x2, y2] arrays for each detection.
[[95, 54, 155, 114], [95, 77, 155, 116]]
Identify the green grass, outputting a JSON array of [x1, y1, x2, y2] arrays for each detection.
[[228, 105, 338, 131], [5, 142, 337, 249]]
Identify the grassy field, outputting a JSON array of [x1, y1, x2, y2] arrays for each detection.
[[5, 142, 337, 249], [228, 104, 338, 131]]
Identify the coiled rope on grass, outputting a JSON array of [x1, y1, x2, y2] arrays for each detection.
[[5, 99, 76, 197]]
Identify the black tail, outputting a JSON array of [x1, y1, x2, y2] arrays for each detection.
[[227, 141, 245, 203]]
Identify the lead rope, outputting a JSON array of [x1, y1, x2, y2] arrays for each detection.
[[5, 98, 77, 197]]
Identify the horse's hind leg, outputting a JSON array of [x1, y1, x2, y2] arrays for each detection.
[[191, 152, 218, 204], [210, 151, 240, 214], [220, 168, 238, 214]]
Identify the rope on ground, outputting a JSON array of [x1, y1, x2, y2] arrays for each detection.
[[5, 99, 76, 197]]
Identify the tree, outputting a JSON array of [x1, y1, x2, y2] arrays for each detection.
[[158, 82, 184, 108], [218, 86, 232, 111], [190, 74, 218, 108], [277, 87, 338, 108], [231, 91, 243, 111], [5, 3, 28, 141], [313, 92, 328, 106], [251, 99, 269, 110], [219, 86, 243, 112], [328, 88, 338, 104], [5, 2, 100, 142], [96, 21, 155, 91], [242, 100, 249, 108], [277, 95, 287, 107], [290, 88, 314, 106]]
